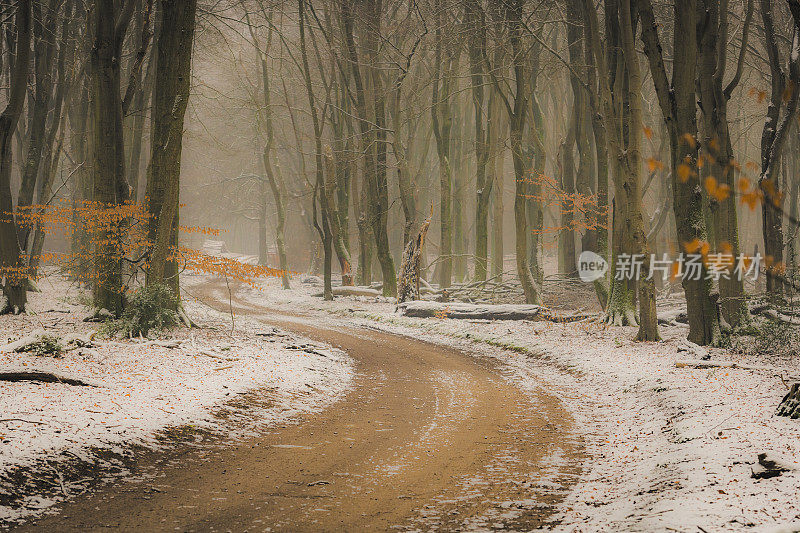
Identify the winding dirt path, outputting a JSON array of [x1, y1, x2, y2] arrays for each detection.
[[17, 283, 585, 532]]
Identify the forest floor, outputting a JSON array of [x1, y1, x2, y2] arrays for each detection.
[[2, 266, 800, 531], [226, 271, 800, 532], [0, 272, 353, 527]]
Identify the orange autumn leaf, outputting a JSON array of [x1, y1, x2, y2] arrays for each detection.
[[646, 158, 664, 173], [677, 163, 693, 183], [741, 190, 761, 210], [697, 154, 706, 169], [670, 261, 682, 281], [712, 184, 731, 202], [783, 81, 795, 103], [684, 238, 702, 254], [750, 88, 767, 103], [737, 177, 751, 192]]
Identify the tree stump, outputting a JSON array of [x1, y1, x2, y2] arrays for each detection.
[[397, 212, 431, 304], [777, 383, 800, 418]]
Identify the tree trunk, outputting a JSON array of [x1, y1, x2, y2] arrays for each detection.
[[243, 6, 291, 289], [759, 0, 800, 299], [638, 0, 722, 345], [29, 0, 75, 278], [299, 0, 333, 300], [506, 0, 540, 304], [366, 6, 397, 297], [91, 0, 130, 317], [697, 0, 752, 327], [489, 87, 505, 281], [619, 0, 659, 340], [16, 0, 59, 253], [0, 0, 31, 314], [145, 0, 198, 304], [431, 0, 454, 289], [466, 0, 491, 282]]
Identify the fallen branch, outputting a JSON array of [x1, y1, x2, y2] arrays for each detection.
[[0, 370, 102, 387], [675, 359, 796, 374], [760, 308, 800, 324], [198, 349, 239, 362], [0, 418, 45, 425], [131, 338, 183, 349]]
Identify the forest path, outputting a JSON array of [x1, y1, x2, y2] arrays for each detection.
[[18, 280, 585, 532]]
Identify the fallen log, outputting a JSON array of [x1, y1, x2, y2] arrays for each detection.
[[0, 330, 47, 353], [0, 370, 102, 387], [313, 286, 382, 298], [676, 359, 795, 374], [760, 309, 800, 324], [398, 301, 543, 320], [677, 340, 709, 360]]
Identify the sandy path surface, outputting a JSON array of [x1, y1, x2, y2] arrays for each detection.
[[15, 283, 585, 532]]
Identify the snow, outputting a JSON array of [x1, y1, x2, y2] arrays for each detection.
[[240, 275, 800, 532], [5, 264, 800, 531], [0, 272, 353, 524]]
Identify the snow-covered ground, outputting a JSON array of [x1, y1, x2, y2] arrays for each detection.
[[238, 275, 800, 532], [0, 272, 353, 525]]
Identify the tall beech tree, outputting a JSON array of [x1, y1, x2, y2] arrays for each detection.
[[90, 0, 135, 316], [696, 0, 753, 327], [638, 0, 722, 345], [759, 0, 800, 299], [465, 0, 492, 282], [145, 0, 198, 304], [242, 1, 291, 289], [0, 0, 31, 314], [488, 0, 540, 304], [431, 0, 458, 289], [581, 0, 659, 340]]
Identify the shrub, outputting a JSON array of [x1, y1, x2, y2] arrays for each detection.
[[755, 319, 797, 356], [103, 284, 179, 338], [25, 335, 63, 358]]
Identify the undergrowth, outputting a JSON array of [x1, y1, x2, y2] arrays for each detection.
[[101, 284, 179, 338]]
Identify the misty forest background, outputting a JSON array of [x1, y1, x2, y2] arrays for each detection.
[[1, 0, 800, 347]]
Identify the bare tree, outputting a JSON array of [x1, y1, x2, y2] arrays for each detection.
[[0, 0, 31, 314], [639, 0, 722, 345]]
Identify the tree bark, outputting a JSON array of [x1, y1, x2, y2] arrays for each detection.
[[145, 0, 198, 304], [0, 0, 31, 314], [697, 0, 752, 327], [16, 0, 59, 253], [466, 0, 492, 282], [431, 0, 455, 289], [638, 0, 722, 345], [618, 0, 659, 341], [759, 0, 800, 299], [90, 0, 131, 316]]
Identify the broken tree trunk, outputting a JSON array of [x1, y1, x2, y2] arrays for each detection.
[[397, 210, 432, 303], [778, 383, 800, 419]]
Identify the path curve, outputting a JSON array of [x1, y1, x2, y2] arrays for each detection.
[[17, 282, 585, 532]]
